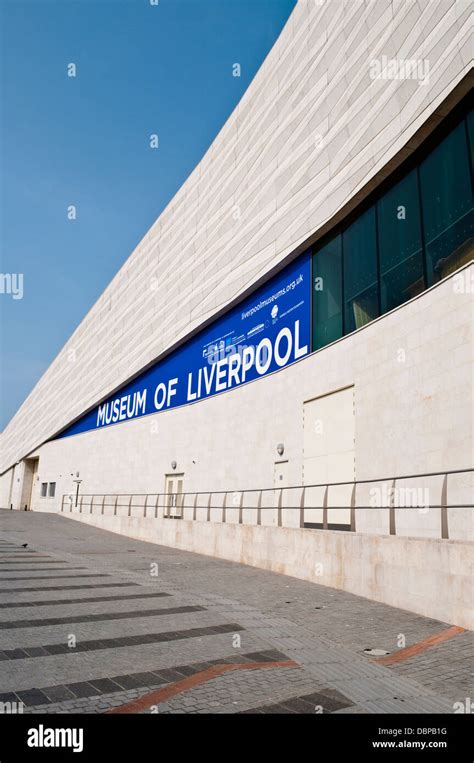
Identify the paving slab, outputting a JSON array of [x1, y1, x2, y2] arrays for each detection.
[[0, 509, 471, 715]]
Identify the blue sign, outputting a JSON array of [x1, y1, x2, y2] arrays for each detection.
[[57, 252, 311, 438]]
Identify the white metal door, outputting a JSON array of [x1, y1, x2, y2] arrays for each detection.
[[164, 474, 184, 518], [273, 460, 289, 489], [303, 386, 355, 528]]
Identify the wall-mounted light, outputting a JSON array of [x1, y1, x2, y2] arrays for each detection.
[[171, 460, 177, 470], [277, 443, 284, 457]]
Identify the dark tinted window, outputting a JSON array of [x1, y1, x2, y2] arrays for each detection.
[[343, 206, 379, 333], [378, 169, 424, 312], [419, 121, 473, 284], [312, 235, 343, 350], [467, 109, 474, 176]]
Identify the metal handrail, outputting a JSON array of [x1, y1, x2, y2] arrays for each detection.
[[61, 468, 473, 540], [64, 468, 473, 496], [61, 501, 471, 510]]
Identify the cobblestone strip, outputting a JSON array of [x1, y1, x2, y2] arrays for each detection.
[[107, 659, 298, 713]]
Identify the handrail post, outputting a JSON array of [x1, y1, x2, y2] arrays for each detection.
[[323, 486, 328, 530], [128, 495, 133, 517], [350, 483, 356, 532], [257, 490, 262, 526], [114, 495, 118, 516], [389, 479, 396, 535], [277, 488, 283, 527], [193, 494, 198, 521], [207, 493, 211, 522], [99, 495, 104, 515], [299, 487, 305, 528], [80, 495, 84, 514], [222, 493, 227, 524], [154, 494, 160, 519], [61, 495, 64, 512], [441, 474, 449, 539], [144, 495, 148, 518], [238, 491, 244, 525]]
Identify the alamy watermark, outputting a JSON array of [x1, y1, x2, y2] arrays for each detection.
[[453, 269, 474, 294], [0, 273, 23, 300], [370, 485, 430, 511], [453, 697, 473, 714], [0, 700, 24, 714], [370, 56, 430, 85]]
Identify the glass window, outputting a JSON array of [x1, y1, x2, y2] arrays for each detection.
[[377, 169, 425, 313], [48, 482, 56, 498], [312, 235, 343, 350], [343, 206, 379, 333], [40, 483, 47, 497], [467, 110, 474, 176], [419, 121, 473, 285]]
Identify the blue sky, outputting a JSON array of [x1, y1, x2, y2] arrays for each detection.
[[0, 0, 296, 431]]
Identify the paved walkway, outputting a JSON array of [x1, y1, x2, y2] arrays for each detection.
[[0, 509, 471, 714]]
